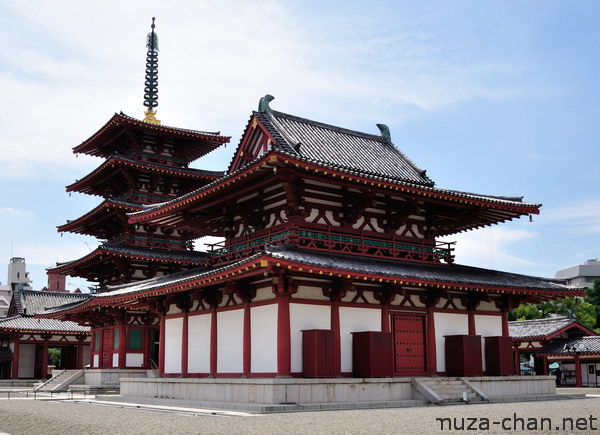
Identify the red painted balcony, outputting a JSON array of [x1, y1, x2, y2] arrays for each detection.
[[207, 224, 455, 267]]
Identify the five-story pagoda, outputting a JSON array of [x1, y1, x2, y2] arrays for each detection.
[[49, 18, 230, 289]]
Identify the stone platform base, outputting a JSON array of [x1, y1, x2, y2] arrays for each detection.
[[82, 369, 148, 386], [108, 375, 559, 412]]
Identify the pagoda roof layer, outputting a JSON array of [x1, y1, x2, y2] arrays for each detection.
[[58, 198, 142, 235], [47, 242, 208, 278], [231, 110, 434, 187], [41, 245, 583, 317], [0, 315, 90, 334], [73, 112, 230, 162], [128, 151, 540, 235], [66, 154, 224, 195]]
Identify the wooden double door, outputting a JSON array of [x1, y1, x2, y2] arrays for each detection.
[[392, 314, 426, 375]]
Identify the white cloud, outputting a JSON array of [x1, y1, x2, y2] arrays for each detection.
[[543, 198, 600, 235], [0, 0, 546, 178], [452, 227, 540, 271], [0, 207, 32, 217]]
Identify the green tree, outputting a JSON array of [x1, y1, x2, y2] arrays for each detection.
[[510, 304, 542, 321], [48, 348, 61, 368], [585, 278, 600, 328]]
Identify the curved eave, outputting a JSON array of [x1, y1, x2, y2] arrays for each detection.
[[58, 199, 142, 234], [66, 155, 222, 194], [73, 113, 230, 160], [47, 246, 208, 276], [128, 151, 540, 230], [43, 252, 583, 315]]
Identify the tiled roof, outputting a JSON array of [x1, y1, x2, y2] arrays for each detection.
[[265, 245, 579, 293], [0, 316, 90, 333], [540, 336, 600, 355], [0, 346, 13, 361], [73, 112, 230, 162], [129, 149, 538, 227], [509, 317, 580, 338], [14, 290, 91, 316], [48, 242, 209, 275], [255, 110, 434, 187], [46, 245, 581, 310]]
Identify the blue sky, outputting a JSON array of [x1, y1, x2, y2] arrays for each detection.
[[0, 0, 599, 291]]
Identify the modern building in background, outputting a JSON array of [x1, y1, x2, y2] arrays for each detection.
[[555, 259, 600, 288], [0, 257, 34, 318]]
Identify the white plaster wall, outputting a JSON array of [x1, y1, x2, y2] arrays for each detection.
[[112, 353, 118, 368], [434, 312, 469, 372], [164, 317, 183, 374], [18, 343, 35, 378], [251, 304, 277, 373], [339, 306, 381, 373], [217, 309, 244, 373], [188, 313, 211, 373], [93, 354, 99, 368], [253, 286, 275, 302], [126, 353, 144, 367], [295, 285, 330, 301], [290, 303, 331, 373], [475, 314, 503, 371]]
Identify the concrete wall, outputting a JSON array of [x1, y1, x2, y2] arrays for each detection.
[[83, 369, 147, 385], [468, 375, 556, 397], [120, 377, 414, 405]]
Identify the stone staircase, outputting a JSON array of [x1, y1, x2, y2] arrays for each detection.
[[34, 369, 83, 392], [413, 377, 488, 405]]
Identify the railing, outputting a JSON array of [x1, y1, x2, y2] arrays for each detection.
[[108, 234, 194, 251], [149, 359, 161, 378], [208, 225, 455, 267]]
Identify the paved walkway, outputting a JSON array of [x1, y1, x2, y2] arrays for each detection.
[[2, 393, 600, 434]]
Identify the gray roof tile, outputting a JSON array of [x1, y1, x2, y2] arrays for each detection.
[[509, 317, 577, 338], [266, 246, 578, 292], [15, 290, 91, 316], [257, 110, 434, 186], [0, 316, 90, 333], [540, 336, 600, 355]]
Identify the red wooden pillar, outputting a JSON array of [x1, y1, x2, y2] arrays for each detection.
[[542, 356, 549, 375], [90, 330, 96, 368], [381, 303, 390, 333], [575, 355, 582, 387], [41, 336, 49, 379], [243, 301, 251, 376], [331, 299, 341, 376], [468, 308, 476, 335], [181, 310, 189, 377], [276, 293, 291, 376], [514, 350, 521, 375], [158, 315, 166, 375], [11, 336, 20, 379], [426, 305, 437, 374], [501, 309, 509, 337], [210, 306, 218, 376], [118, 324, 127, 369]]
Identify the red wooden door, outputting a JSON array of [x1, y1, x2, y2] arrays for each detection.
[[393, 314, 426, 374], [101, 330, 112, 368]]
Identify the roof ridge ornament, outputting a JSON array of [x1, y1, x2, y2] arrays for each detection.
[[376, 124, 391, 142], [143, 17, 161, 125], [258, 94, 275, 113]]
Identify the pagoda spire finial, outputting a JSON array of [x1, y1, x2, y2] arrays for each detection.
[[143, 17, 161, 125]]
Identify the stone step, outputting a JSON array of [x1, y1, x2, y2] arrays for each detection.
[[425, 384, 469, 391], [438, 392, 479, 400]]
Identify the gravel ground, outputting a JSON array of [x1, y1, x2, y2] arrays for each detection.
[[2, 397, 600, 434]]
